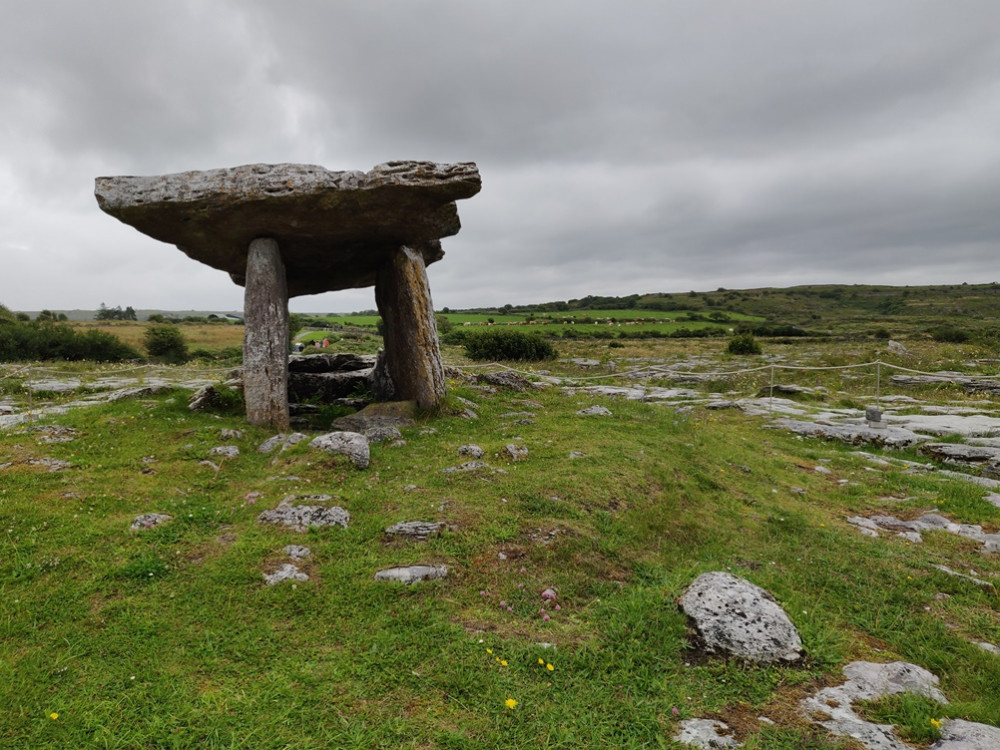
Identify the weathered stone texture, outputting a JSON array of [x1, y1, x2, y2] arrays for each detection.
[[243, 238, 290, 429], [375, 246, 445, 409], [95, 161, 481, 296]]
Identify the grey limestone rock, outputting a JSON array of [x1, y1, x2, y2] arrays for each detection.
[[210, 445, 240, 459], [258, 498, 350, 532], [769, 418, 923, 449], [310, 431, 370, 469], [476, 371, 530, 391], [801, 661, 947, 750], [283, 545, 311, 560], [674, 719, 742, 748], [440, 460, 490, 474], [457, 444, 485, 459], [258, 432, 308, 454], [131, 513, 173, 532], [288, 353, 376, 373], [374, 564, 448, 584], [577, 405, 612, 416], [188, 385, 221, 411], [385, 521, 445, 541], [95, 161, 482, 297], [503, 444, 529, 461], [932, 719, 1000, 749], [679, 571, 803, 663], [264, 563, 309, 586]]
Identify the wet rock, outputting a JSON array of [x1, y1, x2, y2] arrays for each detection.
[[679, 571, 803, 663], [374, 564, 448, 584], [310, 431, 370, 469]]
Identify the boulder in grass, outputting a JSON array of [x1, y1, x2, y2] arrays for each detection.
[[679, 571, 803, 663], [310, 431, 370, 469]]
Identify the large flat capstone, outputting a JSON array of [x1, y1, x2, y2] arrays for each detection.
[[94, 161, 481, 297]]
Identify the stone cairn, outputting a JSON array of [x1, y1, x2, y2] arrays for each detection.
[[95, 161, 481, 429]]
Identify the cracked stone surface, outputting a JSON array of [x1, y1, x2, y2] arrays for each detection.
[[385, 521, 445, 540], [264, 563, 309, 586]]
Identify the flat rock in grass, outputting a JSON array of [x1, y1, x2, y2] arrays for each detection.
[[457, 444, 485, 459], [800, 661, 947, 750], [364, 425, 403, 443], [374, 564, 448, 584], [920, 443, 1000, 465], [476, 371, 530, 391], [385, 521, 445, 540], [678, 571, 803, 663], [503, 444, 528, 461], [220, 428, 244, 440], [577, 405, 612, 416], [258, 498, 349, 532], [769, 418, 923, 449], [674, 719, 741, 748], [310, 431, 370, 469], [131, 513, 173, 532], [258, 432, 308, 453], [440, 460, 490, 474], [974, 641, 1000, 655], [330, 401, 416, 434], [283, 545, 311, 560], [210, 445, 240, 458], [264, 563, 309, 586], [933, 719, 1000, 749]]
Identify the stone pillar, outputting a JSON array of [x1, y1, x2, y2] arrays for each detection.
[[243, 237, 290, 429], [374, 245, 446, 410]]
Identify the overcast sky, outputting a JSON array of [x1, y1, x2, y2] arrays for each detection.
[[3, 1, 999, 314]]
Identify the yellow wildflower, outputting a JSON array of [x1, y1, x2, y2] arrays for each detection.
[[930, 718, 942, 728], [505, 698, 518, 709], [546, 663, 554, 671], [538, 658, 545, 665], [49, 713, 58, 720], [500, 660, 508, 667], [486, 648, 493, 654]]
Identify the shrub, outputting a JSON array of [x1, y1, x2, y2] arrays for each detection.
[[463, 329, 557, 361], [931, 325, 969, 343], [144, 324, 189, 363], [727, 333, 762, 355], [0, 320, 139, 362]]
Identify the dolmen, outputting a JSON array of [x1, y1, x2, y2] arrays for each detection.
[[95, 161, 481, 429]]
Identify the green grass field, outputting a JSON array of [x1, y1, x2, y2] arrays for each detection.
[[2, 335, 999, 748]]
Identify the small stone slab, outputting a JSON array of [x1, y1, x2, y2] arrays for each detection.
[[95, 161, 481, 297], [258, 432, 308, 454], [577, 405, 612, 416], [330, 401, 417, 434], [674, 719, 742, 748], [210, 445, 240, 458], [258, 499, 349, 532], [283, 545, 311, 560], [502, 444, 529, 461], [131, 513, 173, 532], [310, 431, 370, 469], [385, 521, 445, 541], [264, 563, 309, 586], [457, 444, 485, 459], [679, 571, 803, 663], [440, 460, 490, 474], [476, 371, 530, 391], [374, 564, 448, 584]]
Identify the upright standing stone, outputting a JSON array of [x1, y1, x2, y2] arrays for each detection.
[[375, 245, 445, 410], [244, 238, 290, 429]]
